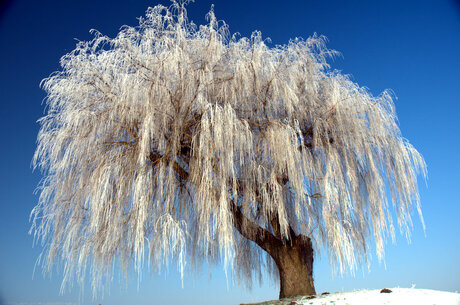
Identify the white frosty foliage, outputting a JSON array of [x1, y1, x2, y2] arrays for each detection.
[[31, 1, 426, 295]]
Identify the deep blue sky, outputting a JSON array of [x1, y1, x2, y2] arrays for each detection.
[[0, 0, 459, 304]]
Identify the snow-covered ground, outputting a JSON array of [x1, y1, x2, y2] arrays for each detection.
[[245, 288, 460, 305]]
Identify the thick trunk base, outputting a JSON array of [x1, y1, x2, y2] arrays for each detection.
[[273, 236, 315, 299], [230, 205, 315, 299]]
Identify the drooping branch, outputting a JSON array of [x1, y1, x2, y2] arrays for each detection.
[[149, 147, 283, 256], [148, 150, 189, 182]]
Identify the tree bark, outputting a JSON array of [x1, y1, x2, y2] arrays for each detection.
[[272, 235, 316, 299], [231, 204, 316, 299]]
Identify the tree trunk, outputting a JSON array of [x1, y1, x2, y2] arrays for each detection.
[[231, 205, 316, 299], [271, 235, 316, 299]]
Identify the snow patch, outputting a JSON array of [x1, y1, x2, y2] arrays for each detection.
[[243, 288, 460, 305]]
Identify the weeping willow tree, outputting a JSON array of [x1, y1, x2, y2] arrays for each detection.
[[31, 1, 426, 299]]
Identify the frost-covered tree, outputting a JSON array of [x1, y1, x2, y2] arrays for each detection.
[[31, 1, 426, 299]]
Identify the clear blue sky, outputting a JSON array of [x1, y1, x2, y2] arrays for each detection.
[[0, 0, 459, 304]]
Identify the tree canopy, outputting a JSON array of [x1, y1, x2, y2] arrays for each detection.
[[31, 1, 426, 296]]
